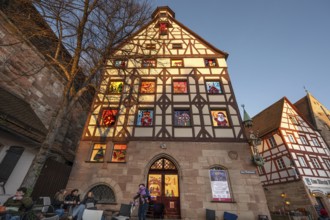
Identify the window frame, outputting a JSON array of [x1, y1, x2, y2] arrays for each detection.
[[287, 133, 296, 143], [276, 158, 286, 170], [323, 159, 330, 170], [311, 137, 320, 146], [299, 135, 309, 145], [172, 80, 188, 94], [297, 156, 307, 167], [268, 136, 277, 148], [310, 157, 322, 169], [204, 58, 217, 67], [108, 81, 124, 94], [205, 81, 222, 94], [136, 108, 154, 127], [113, 59, 127, 68], [289, 115, 299, 125], [99, 107, 119, 127], [172, 43, 182, 49], [145, 43, 156, 50], [140, 80, 156, 94], [209, 166, 233, 202], [171, 59, 184, 67], [89, 143, 107, 163], [210, 110, 230, 128], [142, 59, 157, 68], [110, 143, 128, 163]]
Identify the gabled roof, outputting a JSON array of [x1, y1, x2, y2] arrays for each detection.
[[0, 87, 47, 143], [251, 97, 285, 136], [112, 6, 229, 59]]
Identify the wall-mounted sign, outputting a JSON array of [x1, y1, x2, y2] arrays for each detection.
[[240, 170, 256, 174]]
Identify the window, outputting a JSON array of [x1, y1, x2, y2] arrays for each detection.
[[142, 59, 156, 67], [172, 43, 182, 49], [100, 108, 118, 126], [0, 146, 24, 184], [114, 60, 127, 68], [297, 156, 307, 167], [159, 23, 168, 35], [171, 59, 183, 67], [257, 166, 265, 175], [109, 81, 123, 93], [206, 81, 222, 94], [90, 143, 106, 162], [299, 135, 308, 145], [289, 115, 299, 125], [276, 158, 286, 170], [310, 157, 322, 169], [173, 80, 188, 94], [111, 144, 127, 162], [209, 166, 232, 202], [89, 184, 115, 203], [324, 159, 330, 169], [174, 109, 191, 126], [140, 81, 156, 94], [145, 44, 156, 50], [136, 109, 154, 126], [287, 134, 296, 143], [312, 137, 320, 146], [204, 58, 217, 67], [268, 136, 277, 148], [211, 110, 230, 127]]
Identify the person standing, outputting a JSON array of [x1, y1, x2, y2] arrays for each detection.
[[64, 189, 85, 220], [4, 187, 33, 220], [134, 184, 149, 220]]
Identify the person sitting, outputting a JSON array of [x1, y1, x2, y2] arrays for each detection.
[[53, 189, 67, 217], [81, 191, 97, 210], [64, 189, 85, 220], [3, 187, 33, 220]]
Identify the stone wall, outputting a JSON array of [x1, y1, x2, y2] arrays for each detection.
[[67, 141, 271, 220]]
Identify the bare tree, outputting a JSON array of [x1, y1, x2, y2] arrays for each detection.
[[1, 0, 152, 189]]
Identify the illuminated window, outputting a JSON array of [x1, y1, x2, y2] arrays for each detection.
[[205, 58, 217, 67], [114, 60, 127, 68], [173, 80, 188, 94], [174, 109, 191, 126], [90, 143, 106, 162], [211, 110, 230, 127], [209, 166, 232, 202], [206, 81, 222, 94], [111, 144, 127, 162], [142, 59, 156, 67], [140, 81, 156, 94], [109, 81, 123, 93], [171, 59, 183, 67], [100, 108, 118, 126], [136, 109, 154, 126]]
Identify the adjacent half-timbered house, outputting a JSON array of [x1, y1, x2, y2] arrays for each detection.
[[249, 97, 330, 219], [67, 6, 270, 219]]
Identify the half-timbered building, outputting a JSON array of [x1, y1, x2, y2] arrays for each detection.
[[249, 97, 330, 219], [66, 6, 270, 219]]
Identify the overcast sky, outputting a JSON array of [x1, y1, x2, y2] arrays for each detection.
[[153, 0, 330, 117]]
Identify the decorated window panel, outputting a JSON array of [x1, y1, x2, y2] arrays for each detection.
[[174, 109, 191, 127], [90, 143, 106, 162], [209, 167, 233, 202], [204, 58, 217, 67], [172, 43, 182, 49], [140, 80, 156, 94], [210, 110, 230, 127], [171, 59, 183, 67], [109, 81, 124, 93], [100, 108, 118, 126], [142, 59, 156, 67], [136, 109, 154, 127], [206, 81, 222, 94], [159, 22, 168, 35], [111, 144, 127, 162], [173, 80, 188, 94], [114, 59, 127, 68]]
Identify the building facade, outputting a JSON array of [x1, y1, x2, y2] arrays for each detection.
[[249, 97, 330, 219], [66, 6, 270, 219]]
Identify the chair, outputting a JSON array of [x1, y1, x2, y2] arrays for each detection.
[[82, 209, 104, 220], [206, 209, 216, 220], [42, 215, 60, 220], [33, 197, 55, 215], [111, 204, 131, 220], [224, 211, 238, 220]]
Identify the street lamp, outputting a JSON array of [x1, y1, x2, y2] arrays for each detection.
[[242, 105, 264, 166]]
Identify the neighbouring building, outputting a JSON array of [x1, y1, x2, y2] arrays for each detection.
[[295, 92, 330, 149], [245, 97, 330, 219], [66, 6, 270, 219], [0, 1, 90, 202]]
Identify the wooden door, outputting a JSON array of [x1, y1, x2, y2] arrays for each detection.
[[147, 158, 180, 219]]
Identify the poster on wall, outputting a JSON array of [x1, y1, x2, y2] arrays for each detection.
[[209, 170, 232, 202]]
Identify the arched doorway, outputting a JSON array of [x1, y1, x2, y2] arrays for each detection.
[[147, 157, 180, 219]]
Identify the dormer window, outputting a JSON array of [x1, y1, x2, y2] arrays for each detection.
[[159, 23, 168, 35], [160, 12, 167, 17]]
